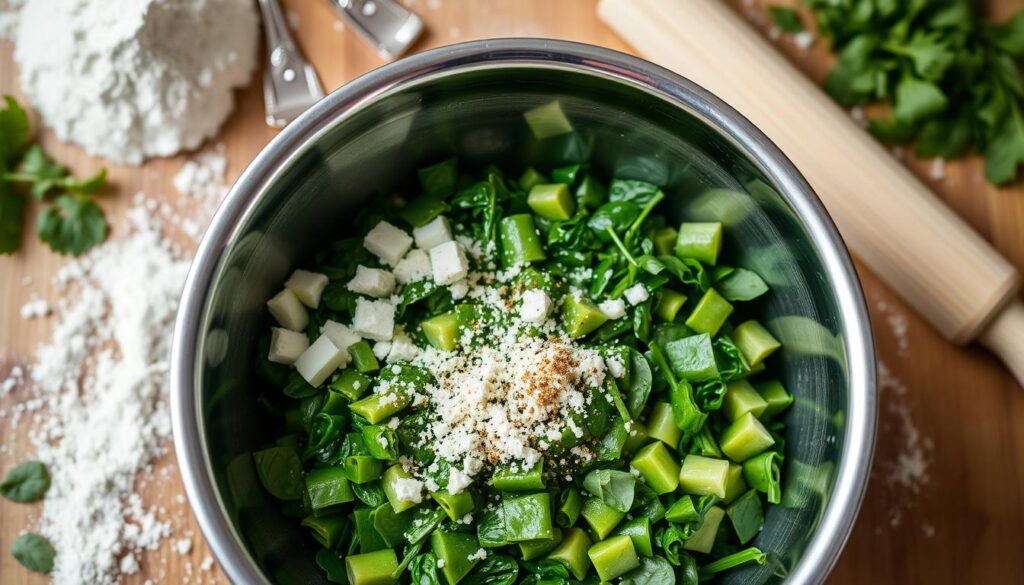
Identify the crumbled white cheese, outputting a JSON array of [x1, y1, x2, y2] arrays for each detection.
[[430, 241, 469, 285], [284, 269, 329, 309], [623, 284, 649, 306], [393, 477, 425, 503], [446, 468, 473, 494], [294, 334, 346, 386], [373, 341, 393, 360], [605, 356, 626, 379], [347, 265, 396, 298], [449, 279, 469, 300], [519, 289, 552, 323], [599, 299, 627, 319], [321, 321, 361, 354], [387, 332, 422, 363], [392, 249, 432, 284], [352, 298, 396, 341], [266, 288, 309, 331], [268, 327, 309, 365], [467, 548, 487, 562], [413, 215, 453, 250], [364, 221, 414, 266]]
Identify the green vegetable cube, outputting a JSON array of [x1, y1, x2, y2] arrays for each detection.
[[527, 183, 576, 220], [732, 320, 781, 366], [580, 496, 625, 540], [756, 379, 794, 418], [678, 455, 730, 498], [381, 464, 421, 513], [574, 175, 605, 210], [503, 493, 554, 542], [684, 288, 734, 336], [654, 289, 687, 322], [682, 506, 725, 554], [722, 380, 769, 421], [726, 490, 764, 545], [431, 530, 483, 585], [645, 402, 681, 449], [499, 214, 546, 267], [305, 466, 354, 511], [345, 549, 399, 585], [493, 460, 545, 491], [653, 226, 678, 256], [421, 312, 460, 352], [720, 413, 776, 462], [630, 442, 680, 494], [547, 527, 593, 580], [587, 535, 640, 581], [518, 528, 563, 560], [674, 222, 722, 265], [431, 489, 475, 521], [561, 294, 609, 338], [613, 517, 653, 557], [331, 369, 372, 401], [517, 167, 549, 191], [723, 463, 748, 505], [664, 334, 719, 382]]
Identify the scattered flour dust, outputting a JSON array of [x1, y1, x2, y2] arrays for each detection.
[[876, 361, 934, 530], [1, 150, 231, 584]]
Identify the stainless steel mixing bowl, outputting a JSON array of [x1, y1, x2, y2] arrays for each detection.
[[171, 39, 876, 585]]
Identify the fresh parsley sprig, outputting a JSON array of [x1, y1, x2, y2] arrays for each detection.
[[785, 1, 1024, 185], [0, 95, 109, 256]]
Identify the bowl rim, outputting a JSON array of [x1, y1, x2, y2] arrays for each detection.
[[171, 38, 877, 585]]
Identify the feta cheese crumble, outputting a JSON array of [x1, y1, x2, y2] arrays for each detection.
[[347, 265, 397, 298], [519, 289, 552, 323], [623, 284, 649, 305], [364, 221, 414, 266], [352, 298, 396, 341], [599, 298, 627, 319]]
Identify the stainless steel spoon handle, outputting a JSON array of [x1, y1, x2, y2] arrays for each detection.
[[257, 0, 326, 127], [329, 0, 424, 60]]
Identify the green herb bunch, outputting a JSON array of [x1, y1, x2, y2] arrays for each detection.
[[0, 96, 109, 256], [776, 1, 1024, 185]]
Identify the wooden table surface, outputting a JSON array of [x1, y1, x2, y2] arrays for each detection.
[[1, 1, 1023, 583]]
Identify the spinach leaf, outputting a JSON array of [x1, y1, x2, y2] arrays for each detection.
[[316, 549, 348, 584], [405, 507, 446, 544], [714, 267, 769, 301], [624, 349, 653, 418], [660, 523, 689, 566], [520, 558, 570, 585], [0, 461, 50, 502], [581, 469, 635, 512], [11, 532, 54, 574], [352, 481, 388, 508], [608, 179, 662, 204], [410, 552, 442, 585], [587, 201, 640, 240], [621, 556, 675, 585], [417, 157, 459, 199], [461, 555, 519, 585], [252, 446, 304, 500]]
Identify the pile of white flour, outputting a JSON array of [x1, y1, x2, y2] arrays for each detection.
[[12, 0, 258, 164]]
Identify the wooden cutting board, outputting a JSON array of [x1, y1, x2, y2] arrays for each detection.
[[1, 1, 1022, 583]]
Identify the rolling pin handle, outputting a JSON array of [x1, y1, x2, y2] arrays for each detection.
[[979, 300, 1024, 388]]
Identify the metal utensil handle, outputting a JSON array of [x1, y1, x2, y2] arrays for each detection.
[[257, 0, 298, 54], [330, 0, 424, 60]]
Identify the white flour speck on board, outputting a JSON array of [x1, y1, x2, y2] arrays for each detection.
[[874, 297, 910, 355], [12, 0, 258, 164], [793, 30, 816, 50], [929, 158, 946, 181], [19, 298, 50, 320]]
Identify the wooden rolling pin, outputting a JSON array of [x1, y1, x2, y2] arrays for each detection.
[[597, 0, 1024, 386]]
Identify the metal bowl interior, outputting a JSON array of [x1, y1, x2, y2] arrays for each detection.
[[171, 40, 876, 585]]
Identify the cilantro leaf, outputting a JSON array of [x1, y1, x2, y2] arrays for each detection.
[[883, 31, 955, 81], [893, 75, 947, 124], [36, 194, 108, 256], [4, 144, 69, 199], [0, 178, 25, 255], [60, 168, 107, 195], [991, 12, 1024, 57], [985, 104, 1024, 185], [769, 6, 804, 34], [0, 95, 30, 167]]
